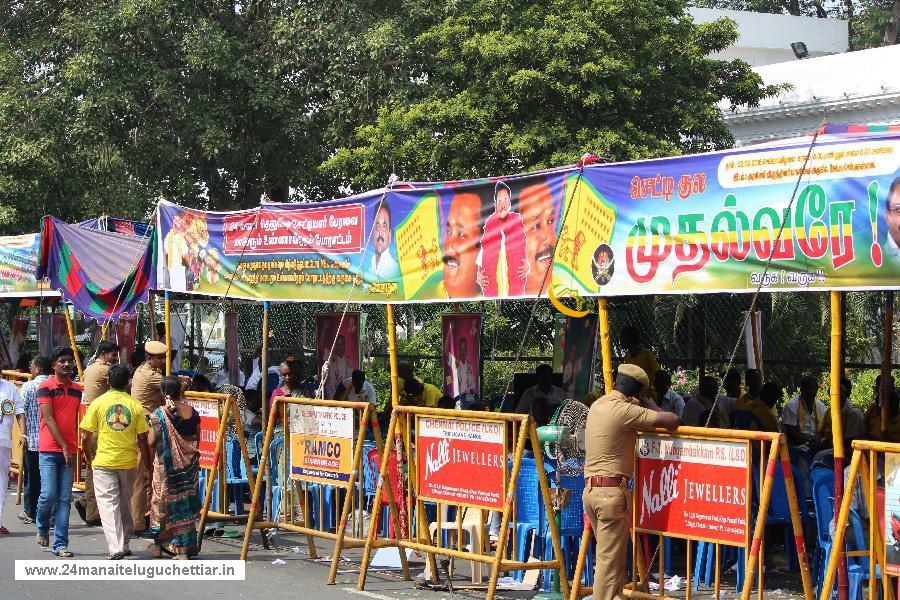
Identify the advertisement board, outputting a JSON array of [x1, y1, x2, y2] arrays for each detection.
[[635, 434, 750, 545], [415, 416, 506, 510], [885, 452, 900, 575], [187, 399, 219, 470], [289, 403, 354, 487]]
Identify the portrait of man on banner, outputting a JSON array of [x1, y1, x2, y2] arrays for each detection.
[[442, 313, 481, 403], [316, 312, 361, 399], [553, 313, 598, 401]]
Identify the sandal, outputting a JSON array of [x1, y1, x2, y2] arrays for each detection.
[[0, 526, 9, 535], [37, 533, 49, 548], [107, 552, 125, 560], [55, 549, 74, 558], [18, 512, 35, 524], [146, 543, 163, 558]]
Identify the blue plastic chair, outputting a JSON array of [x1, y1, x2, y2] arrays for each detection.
[[540, 467, 586, 590], [269, 435, 285, 521], [693, 542, 744, 591], [508, 457, 551, 581], [847, 507, 879, 600], [225, 438, 249, 514], [730, 410, 764, 431], [752, 460, 803, 572], [809, 467, 835, 595]]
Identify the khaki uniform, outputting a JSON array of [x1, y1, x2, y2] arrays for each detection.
[[78, 360, 112, 523], [583, 390, 657, 600], [129, 361, 163, 530]]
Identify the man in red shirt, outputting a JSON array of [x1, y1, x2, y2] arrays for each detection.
[[36, 346, 83, 557]]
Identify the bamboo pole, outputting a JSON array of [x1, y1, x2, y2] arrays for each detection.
[[386, 304, 400, 407], [858, 449, 894, 600], [598, 298, 614, 394], [198, 395, 232, 549], [830, 290, 848, 600], [240, 395, 280, 560], [750, 309, 763, 378], [819, 448, 862, 600], [62, 304, 84, 380], [260, 301, 271, 517], [881, 291, 894, 440], [148, 291, 158, 341], [164, 291, 171, 375]]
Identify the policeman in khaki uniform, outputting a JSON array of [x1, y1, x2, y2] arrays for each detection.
[[583, 364, 680, 600], [129, 340, 167, 533]]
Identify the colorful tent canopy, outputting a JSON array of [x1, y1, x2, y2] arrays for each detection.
[[37, 217, 156, 321]]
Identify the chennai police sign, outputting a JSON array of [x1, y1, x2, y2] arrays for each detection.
[[289, 404, 354, 487]]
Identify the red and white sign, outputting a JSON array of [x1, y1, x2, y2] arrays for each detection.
[[222, 205, 365, 255], [188, 399, 219, 470], [416, 416, 506, 510], [635, 435, 750, 545]]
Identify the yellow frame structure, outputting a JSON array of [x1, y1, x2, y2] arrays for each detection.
[[357, 405, 570, 600]]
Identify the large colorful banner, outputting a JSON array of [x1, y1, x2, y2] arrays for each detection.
[[635, 434, 750, 545], [289, 403, 354, 487], [0, 233, 59, 298], [156, 131, 900, 301], [442, 314, 481, 400], [416, 416, 506, 510]]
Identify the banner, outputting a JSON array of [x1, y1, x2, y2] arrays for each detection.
[[315, 313, 361, 399], [289, 403, 354, 487], [157, 131, 900, 302], [442, 314, 481, 401], [115, 314, 138, 368], [38, 217, 156, 321], [553, 313, 598, 401], [635, 434, 750, 545], [187, 399, 219, 470], [0, 234, 59, 298], [415, 416, 506, 510], [8, 318, 28, 365], [886, 452, 900, 575]]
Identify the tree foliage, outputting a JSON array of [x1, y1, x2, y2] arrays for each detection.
[[1, 0, 774, 233]]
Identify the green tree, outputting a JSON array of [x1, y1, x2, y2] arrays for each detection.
[[324, 0, 777, 188]]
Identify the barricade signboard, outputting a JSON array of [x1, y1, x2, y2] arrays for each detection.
[[415, 415, 506, 510], [884, 452, 900, 575], [289, 403, 354, 487], [634, 434, 750, 545], [187, 398, 219, 470]]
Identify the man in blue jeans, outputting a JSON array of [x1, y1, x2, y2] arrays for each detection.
[[36, 346, 83, 557]]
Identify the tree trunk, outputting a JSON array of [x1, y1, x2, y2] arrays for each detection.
[[887, 0, 900, 45]]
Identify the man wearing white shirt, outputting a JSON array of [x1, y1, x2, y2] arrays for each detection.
[[210, 355, 245, 390], [516, 364, 565, 415], [337, 370, 376, 404], [654, 370, 685, 417], [0, 376, 25, 533], [781, 375, 825, 449], [325, 335, 354, 399], [370, 204, 400, 279], [453, 337, 477, 397]]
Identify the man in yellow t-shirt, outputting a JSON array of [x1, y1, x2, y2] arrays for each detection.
[[80, 364, 151, 560], [620, 325, 659, 399]]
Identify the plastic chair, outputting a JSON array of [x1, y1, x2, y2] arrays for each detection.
[[367, 447, 401, 538], [269, 435, 285, 521], [847, 507, 879, 600], [730, 410, 764, 431], [752, 460, 802, 572], [507, 457, 551, 581], [540, 468, 585, 589], [428, 504, 490, 583], [693, 542, 744, 591], [225, 438, 249, 514], [809, 467, 835, 595]]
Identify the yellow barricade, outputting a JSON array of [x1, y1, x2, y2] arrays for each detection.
[[190, 390, 261, 549], [821, 439, 897, 600], [568, 427, 813, 600], [357, 405, 569, 599], [5, 373, 31, 505], [241, 396, 402, 585]]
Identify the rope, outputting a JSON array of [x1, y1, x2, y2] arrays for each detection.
[[316, 175, 398, 399]]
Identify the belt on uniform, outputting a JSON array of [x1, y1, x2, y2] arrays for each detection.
[[586, 475, 626, 487]]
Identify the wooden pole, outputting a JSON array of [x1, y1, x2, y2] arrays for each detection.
[[260, 300, 271, 517], [197, 395, 232, 549], [829, 290, 848, 600], [598, 298, 614, 394], [62, 304, 84, 380], [164, 291, 171, 375], [148, 292, 158, 341], [239, 394, 280, 560], [881, 291, 894, 440], [750, 309, 763, 378], [386, 304, 400, 407]]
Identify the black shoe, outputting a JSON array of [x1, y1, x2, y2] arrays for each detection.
[[85, 519, 102, 527], [73, 500, 87, 523]]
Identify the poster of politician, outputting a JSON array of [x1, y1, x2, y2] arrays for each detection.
[[442, 314, 482, 402], [553, 314, 598, 401], [316, 313, 362, 399]]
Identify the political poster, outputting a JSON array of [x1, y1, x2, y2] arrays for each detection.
[[289, 403, 354, 487], [416, 416, 506, 510], [115, 314, 138, 368], [442, 314, 481, 401], [553, 313, 598, 401], [635, 434, 750, 545], [315, 312, 361, 399], [157, 131, 900, 303], [0, 233, 59, 298], [885, 453, 900, 575], [187, 399, 220, 470]]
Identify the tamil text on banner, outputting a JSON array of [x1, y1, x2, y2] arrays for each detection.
[[416, 416, 506, 510], [316, 313, 361, 399], [635, 434, 750, 545], [885, 452, 900, 575], [0, 234, 59, 299], [288, 403, 354, 487], [442, 314, 481, 401], [187, 399, 219, 470], [156, 130, 900, 301]]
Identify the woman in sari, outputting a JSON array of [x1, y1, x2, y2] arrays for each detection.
[[147, 375, 201, 559]]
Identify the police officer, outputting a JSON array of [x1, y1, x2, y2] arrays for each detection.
[[583, 364, 680, 600]]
